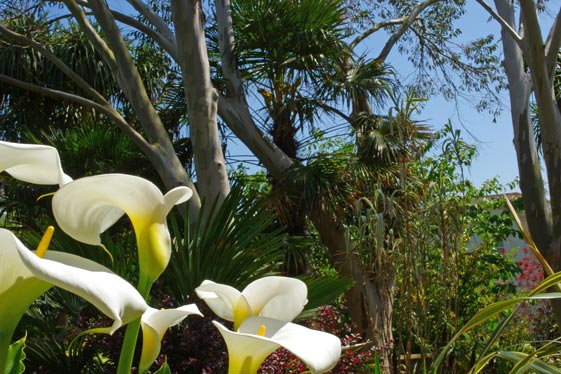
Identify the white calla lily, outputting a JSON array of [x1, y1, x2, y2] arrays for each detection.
[[0, 140, 72, 186], [214, 316, 341, 374], [51, 174, 193, 291], [9, 229, 148, 334], [0, 228, 146, 372], [0, 228, 201, 374], [139, 305, 202, 372], [196, 277, 308, 329]]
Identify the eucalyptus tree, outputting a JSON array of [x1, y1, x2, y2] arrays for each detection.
[[473, 0, 561, 318]]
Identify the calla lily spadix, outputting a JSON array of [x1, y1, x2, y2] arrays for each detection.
[[0, 228, 202, 374], [0, 140, 72, 186], [214, 316, 341, 374], [196, 277, 308, 329], [51, 173, 193, 293]]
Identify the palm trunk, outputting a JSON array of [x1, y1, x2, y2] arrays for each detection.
[[310, 208, 394, 374]]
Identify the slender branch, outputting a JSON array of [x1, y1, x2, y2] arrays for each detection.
[[125, 0, 175, 45], [0, 24, 107, 104], [0, 74, 153, 156], [544, 7, 561, 81], [350, 19, 405, 50], [71, 0, 179, 60], [111, 10, 178, 60], [214, 0, 294, 177], [477, 0, 523, 46], [376, 0, 439, 61], [61, 0, 118, 69]]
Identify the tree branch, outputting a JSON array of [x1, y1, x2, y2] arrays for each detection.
[[86, 0, 169, 143], [0, 24, 107, 104], [214, 0, 294, 177], [0, 74, 153, 156], [376, 0, 439, 61], [544, 7, 561, 81], [477, 0, 523, 46], [60, 0, 118, 69], [71, 0, 179, 60], [125, 0, 175, 46], [350, 19, 405, 50]]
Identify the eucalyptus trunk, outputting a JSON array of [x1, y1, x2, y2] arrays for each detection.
[[171, 0, 230, 207], [494, 0, 552, 257], [493, 0, 561, 322], [62, 0, 203, 220]]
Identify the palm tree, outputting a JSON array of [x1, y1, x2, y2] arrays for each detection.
[[227, 1, 430, 371]]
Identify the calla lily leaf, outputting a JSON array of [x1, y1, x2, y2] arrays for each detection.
[[139, 305, 202, 373], [51, 174, 193, 286], [214, 316, 341, 374], [196, 277, 308, 328], [0, 141, 72, 186], [5, 334, 26, 374]]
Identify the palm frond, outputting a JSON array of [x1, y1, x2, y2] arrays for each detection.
[[163, 186, 286, 304]]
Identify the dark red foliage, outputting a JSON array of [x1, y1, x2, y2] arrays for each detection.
[[259, 305, 380, 373]]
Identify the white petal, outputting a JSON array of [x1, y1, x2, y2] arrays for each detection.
[[139, 305, 202, 372], [52, 174, 165, 246], [162, 186, 193, 213], [213, 321, 280, 374], [14, 235, 148, 334], [239, 317, 341, 374], [242, 277, 307, 321], [0, 229, 51, 336], [195, 280, 241, 321], [0, 141, 72, 186]]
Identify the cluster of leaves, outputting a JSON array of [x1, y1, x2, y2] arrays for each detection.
[[393, 124, 525, 373]]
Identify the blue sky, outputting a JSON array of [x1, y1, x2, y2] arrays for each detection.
[[382, 3, 556, 192], [383, 3, 518, 191]]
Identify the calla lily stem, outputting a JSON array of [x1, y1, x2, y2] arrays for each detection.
[[116, 278, 153, 374], [116, 318, 142, 374]]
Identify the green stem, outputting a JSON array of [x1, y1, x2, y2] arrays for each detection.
[[116, 318, 141, 374], [116, 277, 153, 374]]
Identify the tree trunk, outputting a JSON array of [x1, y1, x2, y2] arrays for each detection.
[[310, 207, 394, 374], [64, 0, 202, 221], [494, 0, 561, 324], [171, 0, 230, 207], [494, 0, 552, 254]]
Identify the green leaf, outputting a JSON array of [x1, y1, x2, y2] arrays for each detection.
[[497, 351, 561, 374], [297, 275, 353, 318], [153, 359, 172, 374], [5, 335, 26, 374], [433, 292, 561, 370]]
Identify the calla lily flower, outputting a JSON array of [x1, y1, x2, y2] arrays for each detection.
[[214, 316, 341, 374], [0, 227, 144, 372], [51, 174, 193, 291], [139, 305, 202, 372], [0, 140, 72, 186], [196, 277, 307, 329], [0, 228, 201, 374]]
